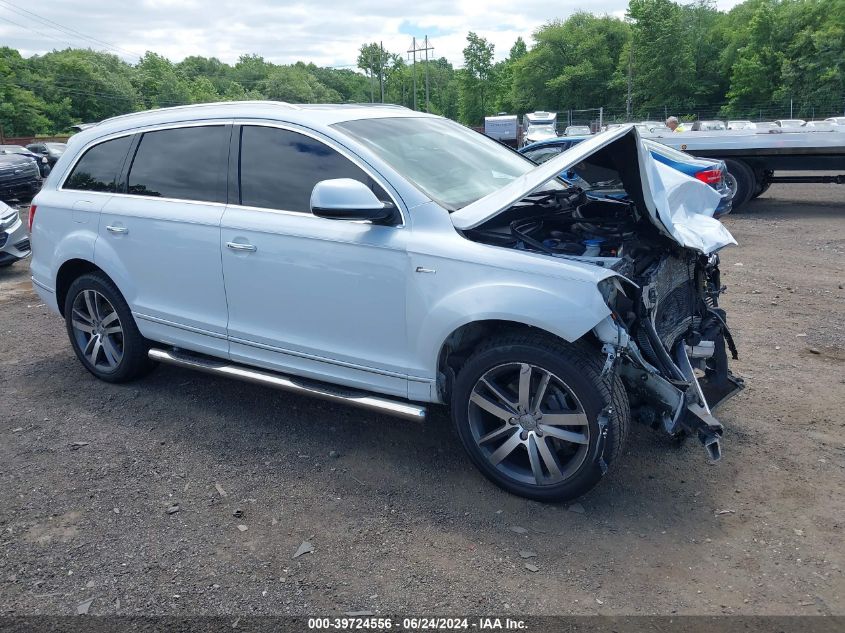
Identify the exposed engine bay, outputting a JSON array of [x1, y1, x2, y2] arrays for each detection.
[[462, 153, 744, 460]]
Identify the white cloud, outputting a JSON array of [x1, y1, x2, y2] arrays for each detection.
[[0, 0, 749, 68]]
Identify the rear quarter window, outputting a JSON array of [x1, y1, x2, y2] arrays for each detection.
[[64, 135, 133, 193]]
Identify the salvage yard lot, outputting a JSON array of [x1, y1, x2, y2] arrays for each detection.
[[1, 182, 843, 616]]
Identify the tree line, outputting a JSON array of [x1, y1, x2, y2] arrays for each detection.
[[1, 0, 842, 137]]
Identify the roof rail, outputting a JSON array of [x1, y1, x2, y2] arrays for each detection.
[[100, 100, 301, 124]]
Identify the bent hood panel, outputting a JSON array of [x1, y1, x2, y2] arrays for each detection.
[[451, 125, 736, 254]]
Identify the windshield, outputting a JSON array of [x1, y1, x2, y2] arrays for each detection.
[[334, 117, 544, 210]]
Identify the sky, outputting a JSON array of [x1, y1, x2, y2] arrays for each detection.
[[1, 0, 746, 69]]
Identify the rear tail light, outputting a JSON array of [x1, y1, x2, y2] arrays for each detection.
[[28, 204, 37, 232], [695, 169, 722, 185]]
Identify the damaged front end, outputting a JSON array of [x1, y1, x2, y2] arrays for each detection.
[[593, 250, 744, 461], [453, 125, 744, 460]]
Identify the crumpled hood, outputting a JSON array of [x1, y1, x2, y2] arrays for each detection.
[[452, 125, 736, 255]]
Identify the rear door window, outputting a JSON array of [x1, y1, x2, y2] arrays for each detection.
[[64, 135, 133, 193], [238, 125, 388, 213], [127, 126, 228, 202]]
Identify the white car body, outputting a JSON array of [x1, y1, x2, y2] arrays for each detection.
[[30, 103, 742, 500]]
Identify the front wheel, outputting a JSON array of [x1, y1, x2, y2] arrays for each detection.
[[451, 334, 629, 502], [64, 272, 156, 383]]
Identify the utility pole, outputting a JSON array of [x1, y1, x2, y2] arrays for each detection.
[[424, 36, 435, 112], [408, 36, 434, 112], [379, 41, 385, 103], [369, 49, 375, 103], [409, 37, 417, 110], [626, 40, 633, 121]]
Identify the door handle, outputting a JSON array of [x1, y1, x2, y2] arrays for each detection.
[[226, 242, 257, 252], [106, 225, 128, 234]]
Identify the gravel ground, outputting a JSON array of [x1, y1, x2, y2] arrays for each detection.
[[1, 183, 843, 616]]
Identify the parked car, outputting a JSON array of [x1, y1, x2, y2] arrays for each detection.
[[564, 125, 591, 136], [25, 141, 66, 166], [30, 103, 741, 502], [0, 151, 42, 202], [755, 122, 781, 132], [1, 145, 52, 177], [774, 119, 806, 128], [727, 120, 756, 130], [823, 117, 845, 127], [0, 201, 31, 267], [520, 135, 734, 217], [646, 125, 673, 134]]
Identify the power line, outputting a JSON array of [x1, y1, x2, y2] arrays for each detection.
[[0, 14, 78, 49], [0, 0, 142, 59]]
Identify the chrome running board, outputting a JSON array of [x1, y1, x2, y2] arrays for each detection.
[[148, 348, 427, 422]]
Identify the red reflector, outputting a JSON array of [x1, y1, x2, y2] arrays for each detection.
[[695, 169, 722, 185], [28, 204, 37, 232]]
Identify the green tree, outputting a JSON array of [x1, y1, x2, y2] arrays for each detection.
[[512, 14, 630, 114], [459, 32, 494, 124]]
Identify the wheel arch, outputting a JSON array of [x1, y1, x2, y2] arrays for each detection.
[[55, 259, 104, 316], [435, 319, 603, 402]]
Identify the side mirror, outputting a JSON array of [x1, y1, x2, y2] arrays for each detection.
[[310, 178, 394, 222]]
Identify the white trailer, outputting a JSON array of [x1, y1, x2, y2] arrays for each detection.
[[484, 115, 518, 144]]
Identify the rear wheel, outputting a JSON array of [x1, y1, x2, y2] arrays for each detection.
[[451, 334, 629, 502], [723, 159, 755, 211], [64, 273, 156, 383]]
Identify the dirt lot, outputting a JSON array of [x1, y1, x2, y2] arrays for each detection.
[[1, 184, 843, 617]]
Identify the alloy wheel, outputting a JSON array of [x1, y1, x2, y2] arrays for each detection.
[[467, 363, 590, 487], [70, 289, 124, 372]]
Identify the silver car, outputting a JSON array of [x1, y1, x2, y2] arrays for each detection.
[[0, 201, 30, 267]]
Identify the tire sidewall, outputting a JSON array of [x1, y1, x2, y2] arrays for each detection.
[[724, 159, 755, 209], [64, 274, 138, 383], [451, 342, 613, 502]]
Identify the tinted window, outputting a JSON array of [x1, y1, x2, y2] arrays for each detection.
[[64, 135, 133, 192], [128, 126, 227, 202], [239, 126, 388, 212]]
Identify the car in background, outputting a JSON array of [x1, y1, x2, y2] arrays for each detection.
[[1, 145, 52, 177], [698, 120, 727, 131], [0, 201, 31, 267], [728, 120, 756, 130], [646, 125, 673, 134], [804, 121, 837, 130], [774, 119, 806, 128], [754, 122, 781, 132], [522, 111, 558, 145], [0, 151, 42, 203], [564, 125, 592, 136], [25, 141, 66, 166], [520, 135, 734, 217], [823, 117, 845, 128]]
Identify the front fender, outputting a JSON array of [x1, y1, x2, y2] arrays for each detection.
[[411, 278, 611, 378]]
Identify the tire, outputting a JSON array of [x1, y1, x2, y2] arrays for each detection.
[[723, 159, 755, 211], [751, 180, 771, 200], [64, 272, 156, 383], [451, 333, 630, 502]]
